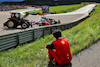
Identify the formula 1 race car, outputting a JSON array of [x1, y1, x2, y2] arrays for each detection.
[[35, 17, 61, 26]]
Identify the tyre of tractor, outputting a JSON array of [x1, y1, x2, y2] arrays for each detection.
[[6, 20, 17, 28], [21, 22, 29, 29]]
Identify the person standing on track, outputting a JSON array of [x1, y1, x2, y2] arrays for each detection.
[[46, 30, 72, 66]]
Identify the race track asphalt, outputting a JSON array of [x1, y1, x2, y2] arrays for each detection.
[[0, 9, 39, 36], [71, 40, 100, 67]]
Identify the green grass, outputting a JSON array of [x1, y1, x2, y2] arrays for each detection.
[[49, 4, 82, 12], [0, 4, 100, 67], [29, 4, 84, 14]]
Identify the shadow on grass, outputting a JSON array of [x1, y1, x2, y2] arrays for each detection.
[[48, 62, 72, 67]]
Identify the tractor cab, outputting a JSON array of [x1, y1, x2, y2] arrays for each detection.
[[11, 13, 21, 20]]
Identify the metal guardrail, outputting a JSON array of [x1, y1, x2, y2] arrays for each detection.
[[0, 17, 87, 51], [0, 34, 17, 51], [0, 4, 96, 51]]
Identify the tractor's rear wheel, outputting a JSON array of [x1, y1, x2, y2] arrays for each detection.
[[21, 23, 29, 29], [6, 20, 17, 28]]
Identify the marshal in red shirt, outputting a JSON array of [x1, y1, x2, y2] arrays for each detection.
[[46, 37, 72, 65]]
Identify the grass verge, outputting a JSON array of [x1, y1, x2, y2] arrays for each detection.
[[0, 4, 100, 67], [29, 4, 84, 14]]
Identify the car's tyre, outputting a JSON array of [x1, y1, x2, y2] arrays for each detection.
[[6, 20, 17, 28], [42, 23, 45, 26], [39, 24, 42, 26], [21, 23, 29, 29]]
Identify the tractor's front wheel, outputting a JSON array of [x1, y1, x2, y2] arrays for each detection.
[[21, 23, 29, 29], [6, 20, 17, 28]]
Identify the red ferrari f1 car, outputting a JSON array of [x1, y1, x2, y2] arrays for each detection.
[[33, 17, 61, 26]]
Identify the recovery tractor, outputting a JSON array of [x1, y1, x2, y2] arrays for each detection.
[[4, 12, 31, 29]]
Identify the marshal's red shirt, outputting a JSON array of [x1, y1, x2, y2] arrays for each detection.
[[53, 37, 72, 65]]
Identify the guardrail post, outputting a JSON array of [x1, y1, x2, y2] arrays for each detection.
[[16, 33, 19, 45], [33, 30, 35, 41], [70, 23, 73, 28], [60, 25, 63, 31], [50, 27, 52, 34], [42, 28, 45, 38]]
